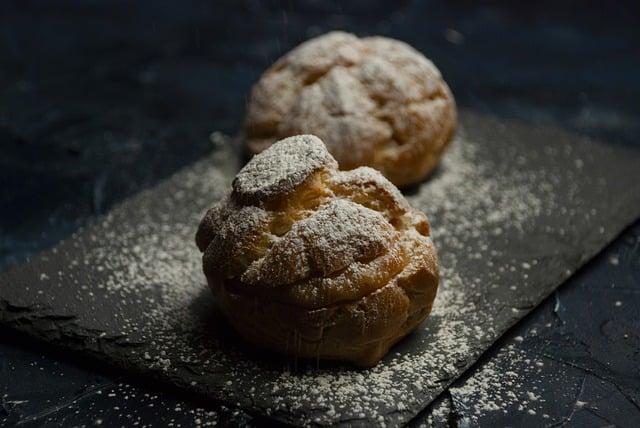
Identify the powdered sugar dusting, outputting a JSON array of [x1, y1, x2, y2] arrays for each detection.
[[5, 111, 623, 427], [332, 167, 411, 213], [242, 199, 395, 288], [419, 345, 551, 427], [233, 134, 336, 203], [49, 129, 555, 425], [447, 346, 548, 424]]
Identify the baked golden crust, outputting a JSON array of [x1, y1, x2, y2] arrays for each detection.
[[244, 31, 457, 187], [196, 135, 439, 366]]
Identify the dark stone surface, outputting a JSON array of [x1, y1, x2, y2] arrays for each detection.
[[1, 0, 639, 426], [0, 328, 261, 427]]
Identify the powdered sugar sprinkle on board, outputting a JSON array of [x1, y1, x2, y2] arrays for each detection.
[[4, 111, 636, 426]]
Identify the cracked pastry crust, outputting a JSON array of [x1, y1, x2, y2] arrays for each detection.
[[196, 135, 439, 366], [244, 31, 457, 188]]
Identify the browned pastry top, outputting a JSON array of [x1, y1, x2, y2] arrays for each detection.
[[244, 31, 456, 187]]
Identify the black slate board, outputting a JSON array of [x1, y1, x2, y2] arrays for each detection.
[[1, 111, 639, 427]]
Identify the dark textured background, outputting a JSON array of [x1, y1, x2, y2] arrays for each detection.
[[1, 1, 639, 426]]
